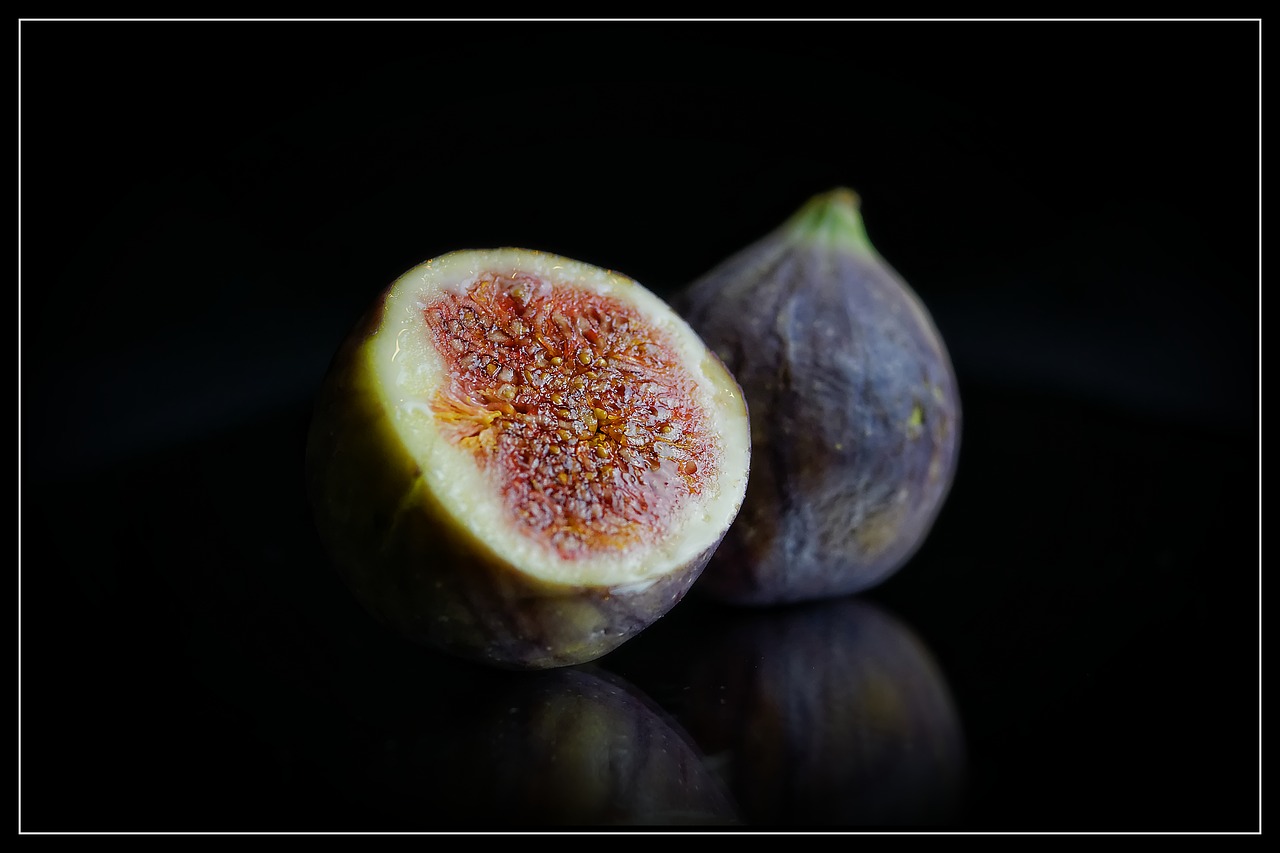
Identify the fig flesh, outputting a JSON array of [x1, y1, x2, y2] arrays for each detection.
[[306, 248, 751, 668], [675, 189, 960, 605]]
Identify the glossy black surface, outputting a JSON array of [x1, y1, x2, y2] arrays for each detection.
[[19, 20, 1259, 833]]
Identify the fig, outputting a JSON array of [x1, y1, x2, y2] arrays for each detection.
[[674, 188, 960, 605], [305, 248, 751, 669]]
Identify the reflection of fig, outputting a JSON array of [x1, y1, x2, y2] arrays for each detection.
[[675, 189, 960, 604], [367, 667, 739, 828], [680, 596, 966, 827], [306, 249, 751, 669]]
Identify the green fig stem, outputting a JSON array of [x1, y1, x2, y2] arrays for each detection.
[[782, 187, 877, 256]]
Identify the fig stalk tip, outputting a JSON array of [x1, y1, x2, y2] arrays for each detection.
[[783, 187, 876, 255]]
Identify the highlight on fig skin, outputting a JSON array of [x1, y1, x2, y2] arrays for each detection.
[[306, 248, 751, 669], [674, 188, 961, 606]]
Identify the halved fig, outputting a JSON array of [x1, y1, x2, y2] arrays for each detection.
[[306, 248, 751, 669]]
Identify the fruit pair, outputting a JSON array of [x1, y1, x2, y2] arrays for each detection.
[[306, 190, 960, 669]]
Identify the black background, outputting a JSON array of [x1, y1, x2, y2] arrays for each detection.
[[19, 20, 1260, 833]]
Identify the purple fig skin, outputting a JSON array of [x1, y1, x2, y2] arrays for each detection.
[[674, 189, 961, 605]]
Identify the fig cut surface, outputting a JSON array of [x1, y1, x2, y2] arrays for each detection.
[[422, 271, 717, 561]]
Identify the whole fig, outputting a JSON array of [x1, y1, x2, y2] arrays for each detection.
[[674, 188, 960, 605]]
